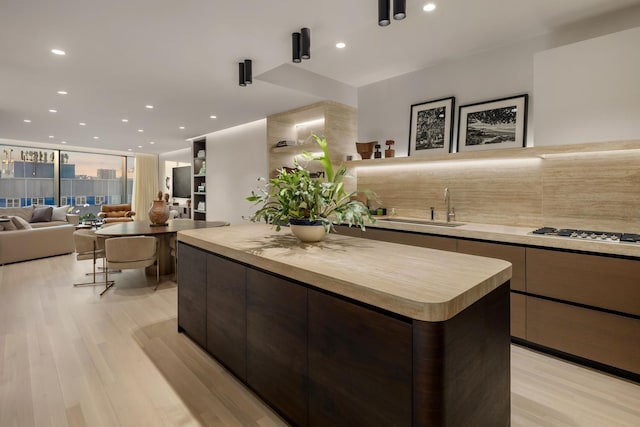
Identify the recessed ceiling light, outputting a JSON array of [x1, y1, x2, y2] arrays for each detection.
[[149, 141, 155, 145], [121, 118, 129, 123], [137, 145, 143, 148], [336, 42, 346, 49], [93, 136, 99, 140], [57, 90, 68, 95], [179, 126, 185, 130], [79, 122, 86, 126], [128, 148, 132, 151], [49, 135, 54, 139], [23, 119, 31, 123], [48, 109, 57, 113], [61, 141, 67, 144], [138, 129, 144, 133], [51, 48, 66, 56], [423, 3, 436, 12], [145, 105, 154, 109], [210, 115, 217, 119]]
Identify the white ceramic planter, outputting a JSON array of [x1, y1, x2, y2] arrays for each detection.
[[289, 220, 325, 243]]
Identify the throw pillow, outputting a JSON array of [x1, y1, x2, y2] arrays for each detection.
[[11, 216, 32, 229], [31, 206, 53, 223], [52, 205, 70, 221]]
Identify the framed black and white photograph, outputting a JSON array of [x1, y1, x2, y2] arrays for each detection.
[[408, 96, 455, 157], [456, 94, 528, 152]]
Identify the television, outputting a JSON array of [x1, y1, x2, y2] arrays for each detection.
[[172, 166, 191, 198]]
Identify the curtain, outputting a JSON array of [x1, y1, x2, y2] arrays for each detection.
[[132, 153, 159, 222]]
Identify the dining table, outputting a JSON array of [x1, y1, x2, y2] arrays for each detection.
[[95, 219, 229, 275]]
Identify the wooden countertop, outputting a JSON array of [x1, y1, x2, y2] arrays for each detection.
[[178, 224, 511, 322], [365, 218, 640, 258]]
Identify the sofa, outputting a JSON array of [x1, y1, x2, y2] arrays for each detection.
[[0, 205, 78, 265], [97, 203, 136, 223]]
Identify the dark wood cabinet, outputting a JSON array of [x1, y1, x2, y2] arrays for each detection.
[[527, 248, 640, 316], [362, 228, 457, 251], [177, 242, 207, 348], [192, 137, 206, 221], [246, 270, 308, 426], [308, 289, 412, 427], [331, 224, 362, 237], [206, 254, 246, 380], [527, 296, 640, 374]]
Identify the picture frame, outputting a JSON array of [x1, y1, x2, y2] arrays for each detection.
[[456, 94, 528, 152], [408, 96, 455, 157]]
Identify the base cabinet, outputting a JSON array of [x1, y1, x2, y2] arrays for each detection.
[[308, 289, 412, 426], [206, 254, 246, 380], [246, 270, 308, 426], [177, 243, 207, 348], [527, 297, 640, 374], [362, 228, 457, 252]]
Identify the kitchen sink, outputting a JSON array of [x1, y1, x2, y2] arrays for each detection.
[[378, 218, 465, 227]]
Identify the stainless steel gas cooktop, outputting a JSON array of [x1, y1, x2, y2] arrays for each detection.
[[532, 227, 640, 243]]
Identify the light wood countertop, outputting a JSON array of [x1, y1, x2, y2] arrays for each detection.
[[178, 224, 512, 322], [364, 218, 640, 258]]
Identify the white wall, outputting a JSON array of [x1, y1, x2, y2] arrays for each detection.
[[204, 119, 268, 224], [357, 6, 640, 153], [534, 26, 640, 146]]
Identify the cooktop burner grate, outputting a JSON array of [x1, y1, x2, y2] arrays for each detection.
[[532, 227, 640, 243]]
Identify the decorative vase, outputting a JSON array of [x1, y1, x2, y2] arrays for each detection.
[[148, 200, 170, 226], [355, 141, 376, 160], [289, 219, 325, 243]]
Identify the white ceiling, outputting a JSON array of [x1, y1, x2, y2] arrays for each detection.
[[1, 0, 638, 155]]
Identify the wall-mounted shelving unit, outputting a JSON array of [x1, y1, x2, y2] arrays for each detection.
[[192, 137, 206, 220]]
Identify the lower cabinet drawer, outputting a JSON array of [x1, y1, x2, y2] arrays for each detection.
[[510, 293, 526, 339], [526, 297, 640, 375], [362, 228, 457, 251]]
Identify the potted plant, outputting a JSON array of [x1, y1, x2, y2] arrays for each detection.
[[247, 135, 374, 242]]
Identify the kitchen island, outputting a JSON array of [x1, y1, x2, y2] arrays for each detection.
[[177, 224, 512, 426]]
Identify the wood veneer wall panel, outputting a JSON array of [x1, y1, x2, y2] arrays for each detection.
[[457, 240, 526, 291], [206, 254, 246, 380], [362, 227, 457, 252], [541, 151, 640, 232], [176, 242, 207, 348], [527, 248, 640, 316], [308, 289, 412, 427], [357, 157, 543, 226], [246, 270, 308, 426], [527, 297, 640, 375]]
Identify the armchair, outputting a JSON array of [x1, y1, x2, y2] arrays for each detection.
[[97, 203, 136, 223], [104, 236, 159, 295]]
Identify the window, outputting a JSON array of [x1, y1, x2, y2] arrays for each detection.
[[1, 145, 134, 209], [0, 146, 56, 206]]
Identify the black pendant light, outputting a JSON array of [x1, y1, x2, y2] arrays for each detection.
[[301, 28, 311, 60], [244, 59, 252, 84], [393, 0, 406, 20], [292, 32, 301, 63], [238, 62, 246, 87], [378, 0, 390, 26]]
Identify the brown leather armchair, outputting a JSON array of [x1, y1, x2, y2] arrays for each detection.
[[97, 203, 136, 223]]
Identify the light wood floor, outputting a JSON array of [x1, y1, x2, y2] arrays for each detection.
[[1, 254, 639, 427]]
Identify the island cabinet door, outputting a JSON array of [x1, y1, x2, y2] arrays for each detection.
[[246, 270, 308, 427], [177, 243, 207, 348], [206, 254, 247, 381], [307, 289, 413, 427]]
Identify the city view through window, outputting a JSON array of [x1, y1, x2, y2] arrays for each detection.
[[0, 145, 134, 218]]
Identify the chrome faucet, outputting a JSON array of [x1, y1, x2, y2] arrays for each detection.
[[444, 187, 455, 223]]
